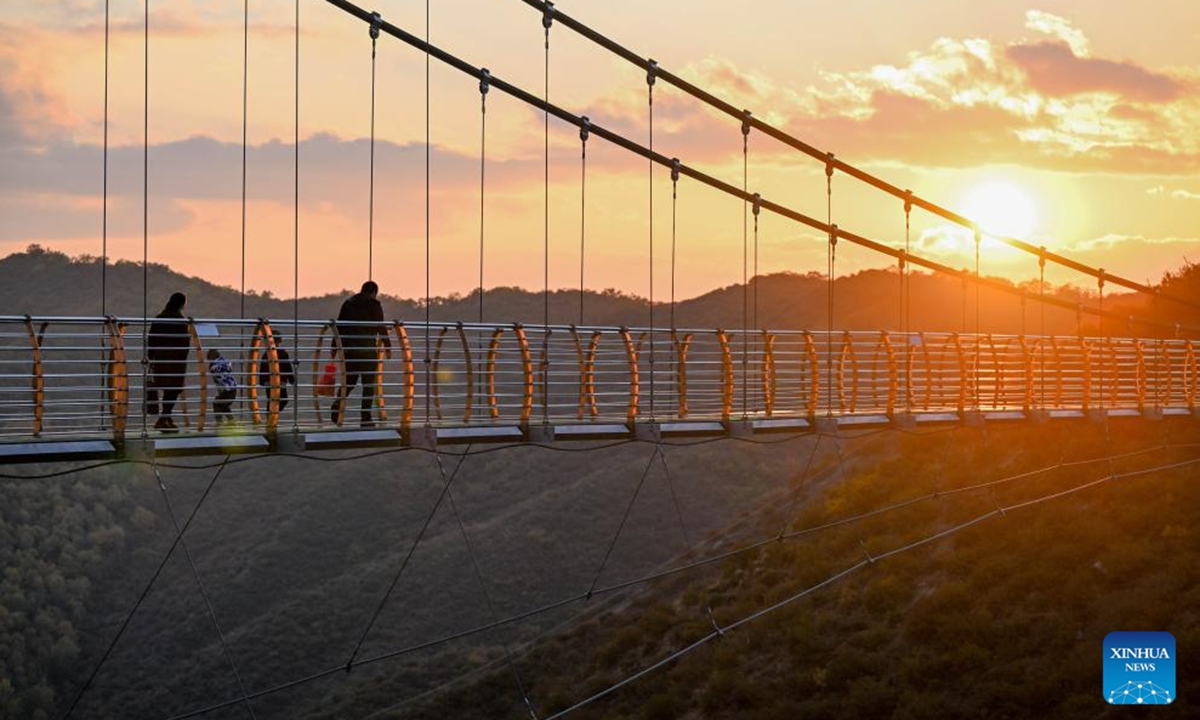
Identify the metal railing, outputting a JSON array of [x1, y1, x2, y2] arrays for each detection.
[[0, 316, 1195, 441]]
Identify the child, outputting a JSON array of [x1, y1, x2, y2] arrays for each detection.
[[207, 348, 238, 426]]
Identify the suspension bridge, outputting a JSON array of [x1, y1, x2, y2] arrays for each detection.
[[4, 2, 1200, 719], [1, 1, 1196, 465]]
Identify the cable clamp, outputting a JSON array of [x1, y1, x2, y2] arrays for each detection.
[[670, 157, 680, 183], [825, 152, 836, 178], [974, 228, 982, 246], [828, 224, 838, 248], [903, 188, 913, 215], [369, 11, 382, 41], [706, 605, 725, 637], [740, 109, 752, 137], [897, 249, 906, 270], [1097, 268, 1105, 290], [1038, 245, 1047, 269], [752, 192, 761, 217], [860, 540, 876, 564], [542, 1, 554, 30], [479, 68, 491, 96], [579, 115, 590, 143], [646, 59, 658, 87]]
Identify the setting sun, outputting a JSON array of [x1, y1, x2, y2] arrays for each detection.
[[962, 181, 1038, 239]]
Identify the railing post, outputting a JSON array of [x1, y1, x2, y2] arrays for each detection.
[[952, 333, 966, 415], [881, 331, 897, 417], [515, 323, 534, 427], [672, 330, 692, 419], [803, 331, 819, 419], [23, 317, 44, 437], [186, 319, 210, 432], [106, 318, 129, 442], [392, 321, 415, 431], [1134, 339, 1147, 412], [760, 330, 776, 417], [456, 324, 474, 423], [620, 327, 639, 424], [430, 327, 450, 421], [1018, 336, 1033, 412], [838, 331, 857, 413], [717, 330, 733, 421], [487, 327, 505, 421]]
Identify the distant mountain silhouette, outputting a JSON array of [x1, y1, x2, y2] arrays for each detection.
[[0, 245, 1155, 335]]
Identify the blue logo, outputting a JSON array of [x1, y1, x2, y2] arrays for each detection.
[[1104, 631, 1175, 705]]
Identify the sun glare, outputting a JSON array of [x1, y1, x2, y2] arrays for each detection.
[[962, 181, 1037, 239]]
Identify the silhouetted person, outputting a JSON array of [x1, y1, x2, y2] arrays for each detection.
[[207, 348, 237, 425], [147, 292, 189, 432], [258, 333, 296, 414], [334, 281, 391, 427]]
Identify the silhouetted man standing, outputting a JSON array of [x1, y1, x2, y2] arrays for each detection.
[[334, 281, 391, 427]]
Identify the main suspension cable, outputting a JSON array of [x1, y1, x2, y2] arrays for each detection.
[[314, 0, 1200, 336], [511, 0, 1200, 315]]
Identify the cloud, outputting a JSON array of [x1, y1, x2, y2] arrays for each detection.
[[1025, 10, 1090, 57], [1148, 186, 1200, 200], [1007, 41, 1183, 103]]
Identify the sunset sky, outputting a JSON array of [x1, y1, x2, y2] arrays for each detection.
[[2, 0, 1198, 302]]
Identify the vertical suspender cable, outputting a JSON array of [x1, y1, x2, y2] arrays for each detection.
[[752, 193, 760, 330], [102, 0, 109, 315], [740, 111, 751, 417], [292, 0, 300, 431], [1039, 249, 1046, 409], [424, 0, 431, 423], [974, 230, 981, 409], [579, 117, 589, 325], [670, 158, 679, 329], [479, 70, 490, 326], [541, 3, 553, 425], [368, 13, 380, 280], [903, 192, 911, 410], [647, 61, 656, 418], [825, 154, 835, 417], [141, 0, 149, 438], [240, 0, 248, 320]]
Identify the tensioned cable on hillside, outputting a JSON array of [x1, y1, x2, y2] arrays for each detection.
[[315, 1, 1198, 338], [152, 462, 258, 720], [585, 445, 662, 599], [159, 447, 1200, 720], [60, 456, 231, 720], [343, 444, 471, 670], [538, 454, 1200, 719], [433, 449, 540, 718], [513, 0, 1200, 315]]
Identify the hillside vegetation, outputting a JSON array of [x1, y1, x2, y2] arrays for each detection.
[[0, 245, 1157, 335]]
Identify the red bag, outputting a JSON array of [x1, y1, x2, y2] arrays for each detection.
[[315, 362, 338, 397]]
